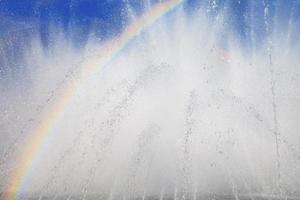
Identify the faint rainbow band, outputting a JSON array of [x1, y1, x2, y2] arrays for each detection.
[[3, 1, 184, 200]]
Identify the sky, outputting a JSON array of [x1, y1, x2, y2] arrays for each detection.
[[0, 0, 300, 85], [0, 0, 299, 43]]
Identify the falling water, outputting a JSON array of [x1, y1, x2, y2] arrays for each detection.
[[1, 0, 300, 200]]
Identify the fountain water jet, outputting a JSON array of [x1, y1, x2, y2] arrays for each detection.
[[1, 1, 300, 200]]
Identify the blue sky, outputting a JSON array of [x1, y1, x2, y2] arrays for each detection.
[[0, 0, 299, 73], [0, 0, 300, 46]]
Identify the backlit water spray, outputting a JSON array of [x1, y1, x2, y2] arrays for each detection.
[[1, 0, 300, 199]]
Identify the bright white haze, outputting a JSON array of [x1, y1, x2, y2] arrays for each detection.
[[1, 1, 300, 199]]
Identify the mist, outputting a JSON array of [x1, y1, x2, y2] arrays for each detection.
[[1, 1, 300, 199]]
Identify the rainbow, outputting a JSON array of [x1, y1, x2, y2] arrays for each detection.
[[2, 1, 184, 200]]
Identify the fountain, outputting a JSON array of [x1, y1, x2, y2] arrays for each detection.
[[1, 0, 300, 199]]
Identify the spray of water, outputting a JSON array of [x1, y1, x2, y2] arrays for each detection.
[[1, 1, 300, 199]]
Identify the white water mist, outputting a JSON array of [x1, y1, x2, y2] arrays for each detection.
[[1, 1, 300, 199]]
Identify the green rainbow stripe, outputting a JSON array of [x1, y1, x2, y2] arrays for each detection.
[[3, 1, 184, 200]]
